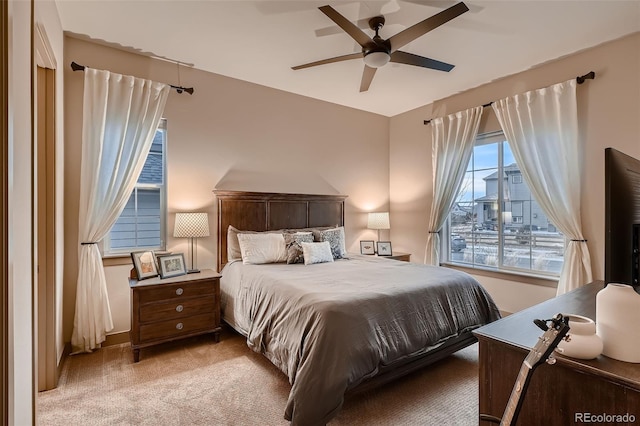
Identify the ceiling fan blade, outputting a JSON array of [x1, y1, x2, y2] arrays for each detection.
[[390, 51, 454, 72], [402, 0, 483, 14], [315, 16, 371, 38], [360, 65, 377, 92], [292, 52, 363, 70], [319, 5, 374, 48], [387, 2, 469, 52]]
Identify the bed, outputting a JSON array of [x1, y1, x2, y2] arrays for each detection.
[[214, 190, 500, 425]]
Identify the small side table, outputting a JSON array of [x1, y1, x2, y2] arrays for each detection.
[[129, 269, 222, 362], [379, 252, 411, 262]]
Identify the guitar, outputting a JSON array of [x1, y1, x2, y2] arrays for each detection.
[[480, 313, 571, 426]]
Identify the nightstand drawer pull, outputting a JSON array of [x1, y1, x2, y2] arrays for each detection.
[[175, 288, 184, 296], [175, 304, 184, 313], [176, 322, 184, 330]]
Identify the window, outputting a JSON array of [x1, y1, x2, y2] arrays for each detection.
[[444, 131, 564, 277], [103, 119, 167, 255]]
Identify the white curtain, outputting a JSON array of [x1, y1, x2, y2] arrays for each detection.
[[425, 106, 483, 265], [71, 68, 170, 353], [492, 79, 592, 296]]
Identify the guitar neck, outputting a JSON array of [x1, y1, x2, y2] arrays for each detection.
[[500, 362, 534, 426], [485, 314, 568, 426]]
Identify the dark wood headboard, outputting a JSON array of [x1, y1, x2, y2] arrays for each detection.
[[213, 190, 347, 272]]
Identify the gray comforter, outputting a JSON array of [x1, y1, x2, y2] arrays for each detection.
[[220, 255, 500, 425]]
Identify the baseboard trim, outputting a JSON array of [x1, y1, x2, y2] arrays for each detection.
[[104, 331, 130, 347], [58, 332, 129, 362]]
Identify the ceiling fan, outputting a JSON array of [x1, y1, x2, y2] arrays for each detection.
[[292, 2, 469, 92]]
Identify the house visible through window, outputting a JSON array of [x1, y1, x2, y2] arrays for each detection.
[[103, 119, 167, 255], [444, 131, 564, 277]]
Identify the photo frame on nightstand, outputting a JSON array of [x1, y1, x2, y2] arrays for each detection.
[[360, 240, 375, 255], [157, 253, 187, 279], [131, 250, 159, 280], [376, 241, 393, 256]]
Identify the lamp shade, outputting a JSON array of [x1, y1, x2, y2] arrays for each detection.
[[367, 212, 390, 230], [174, 212, 210, 238]]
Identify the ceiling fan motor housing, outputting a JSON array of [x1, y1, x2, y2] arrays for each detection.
[[363, 16, 391, 68]]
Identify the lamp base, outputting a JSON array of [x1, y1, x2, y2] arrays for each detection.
[[187, 269, 200, 274]]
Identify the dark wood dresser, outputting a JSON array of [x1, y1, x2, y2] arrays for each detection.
[[474, 281, 640, 425], [129, 269, 221, 362]]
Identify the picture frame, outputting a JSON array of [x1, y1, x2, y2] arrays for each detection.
[[131, 250, 159, 280], [360, 240, 375, 255], [157, 253, 187, 279], [154, 251, 172, 270], [376, 241, 393, 256]]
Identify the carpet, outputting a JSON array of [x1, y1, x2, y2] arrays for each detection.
[[38, 327, 479, 425]]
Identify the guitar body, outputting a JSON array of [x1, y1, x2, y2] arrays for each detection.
[[480, 314, 570, 426]]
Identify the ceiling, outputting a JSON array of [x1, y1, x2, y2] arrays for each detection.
[[55, 1, 640, 117]]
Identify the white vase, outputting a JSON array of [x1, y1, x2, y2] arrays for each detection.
[[555, 314, 603, 359], [596, 283, 640, 363]]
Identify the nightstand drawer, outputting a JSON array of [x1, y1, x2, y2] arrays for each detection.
[[140, 296, 215, 323], [139, 312, 217, 342], [138, 280, 214, 304], [129, 269, 222, 362]]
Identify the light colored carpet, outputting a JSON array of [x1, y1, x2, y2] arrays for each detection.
[[38, 327, 479, 425]]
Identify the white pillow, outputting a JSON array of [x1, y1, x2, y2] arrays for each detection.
[[237, 233, 287, 265], [301, 241, 334, 265], [227, 226, 283, 261]]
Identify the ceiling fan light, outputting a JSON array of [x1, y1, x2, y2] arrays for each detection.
[[363, 51, 390, 68]]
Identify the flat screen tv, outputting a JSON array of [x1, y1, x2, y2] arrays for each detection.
[[604, 147, 640, 291]]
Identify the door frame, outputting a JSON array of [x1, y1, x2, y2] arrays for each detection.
[[1, 0, 9, 422], [34, 21, 58, 392]]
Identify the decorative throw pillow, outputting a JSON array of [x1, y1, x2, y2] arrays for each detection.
[[284, 232, 314, 264], [301, 241, 334, 265], [315, 226, 347, 259], [237, 233, 287, 265], [285, 226, 335, 237]]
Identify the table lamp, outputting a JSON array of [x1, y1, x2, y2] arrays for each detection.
[[368, 212, 390, 243], [174, 212, 209, 273]]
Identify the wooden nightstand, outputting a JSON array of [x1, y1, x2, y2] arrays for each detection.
[[378, 252, 411, 262], [129, 269, 222, 362]]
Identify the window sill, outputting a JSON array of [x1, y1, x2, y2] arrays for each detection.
[[440, 262, 558, 288], [102, 255, 132, 267]]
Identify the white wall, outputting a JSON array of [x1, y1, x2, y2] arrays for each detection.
[[63, 36, 391, 338], [390, 32, 640, 314], [8, 0, 34, 423]]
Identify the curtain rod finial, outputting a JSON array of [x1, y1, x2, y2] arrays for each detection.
[[577, 71, 595, 84], [172, 86, 194, 95], [70, 61, 85, 71]]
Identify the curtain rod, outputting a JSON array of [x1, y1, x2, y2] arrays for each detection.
[[423, 71, 595, 125], [70, 61, 194, 95]]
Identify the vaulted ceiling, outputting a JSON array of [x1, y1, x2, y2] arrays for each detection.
[[55, 1, 640, 116]]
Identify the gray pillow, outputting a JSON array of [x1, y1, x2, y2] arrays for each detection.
[[285, 226, 335, 240], [284, 232, 314, 264], [316, 227, 347, 259]]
